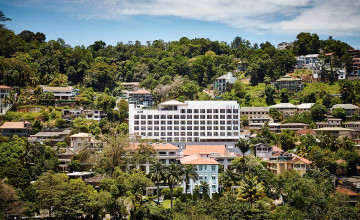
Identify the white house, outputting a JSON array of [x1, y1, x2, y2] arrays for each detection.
[[296, 54, 319, 69], [180, 154, 219, 198], [41, 86, 73, 100], [332, 104, 360, 117], [0, 85, 12, 115], [254, 143, 273, 158], [269, 103, 298, 117], [129, 100, 240, 142], [240, 107, 271, 121], [296, 103, 315, 113], [214, 72, 237, 94], [83, 110, 107, 121], [70, 133, 104, 153]]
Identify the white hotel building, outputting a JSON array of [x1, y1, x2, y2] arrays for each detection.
[[129, 100, 240, 142]]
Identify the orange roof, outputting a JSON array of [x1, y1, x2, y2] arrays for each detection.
[[183, 145, 230, 156], [128, 142, 178, 151], [336, 187, 357, 196], [336, 159, 347, 164], [272, 146, 284, 152], [180, 154, 219, 165], [0, 85, 11, 90], [293, 156, 312, 164], [131, 89, 151, 95], [0, 121, 29, 129], [325, 53, 333, 56], [296, 129, 315, 135]]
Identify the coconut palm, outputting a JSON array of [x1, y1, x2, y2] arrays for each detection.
[[149, 161, 165, 205], [237, 173, 265, 206], [200, 181, 209, 197], [235, 138, 252, 177], [219, 168, 239, 191], [183, 164, 198, 212], [165, 162, 183, 211]]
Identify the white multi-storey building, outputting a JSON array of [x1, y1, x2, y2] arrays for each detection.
[[129, 100, 240, 142]]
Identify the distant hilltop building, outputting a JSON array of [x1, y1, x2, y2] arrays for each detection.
[[214, 72, 237, 94], [272, 75, 303, 93], [277, 42, 293, 50], [0, 85, 12, 115]]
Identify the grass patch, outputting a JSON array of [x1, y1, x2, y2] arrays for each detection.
[[162, 199, 171, 209]]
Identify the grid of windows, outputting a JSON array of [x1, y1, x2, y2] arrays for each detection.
[[130, 102, 240, 141]]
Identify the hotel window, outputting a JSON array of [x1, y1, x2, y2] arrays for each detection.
[[148, 126, 153, 130], [167, 115, 172, 119], [167, 121, 172, 125], [200, 115, 205, 119], [167, 126, 172, 130], [147, 115, 153, 119], [213, 132, 218, 136], [161, 115, 166, 119], [213, 115, 219, 119], [207, 115, 212, 119], [181, 121, 186, 125], [194, 126, 199, 130], [134, 121, 139, 125], [161, 132, 166, 136], [220, 126, 225, 130], [154, 126, 159, 130], [187, 121, 192, 125], [227, 132, 232, 136], [174, 115, 179, 119], [154, 132, 159, 136], [207, 126, 212, 130], [167, 132, 172, 136], [213, 109, 219, 113], [134, 115, 139, 119], [200, 132, 206, 136], [233, 126, 238, 130], [194, 121, 199, 125], [220, 132, 225, 136], [187, 126, 192, 130], [181, 109, 185, 113], [141, 121, 146, 125], [181, 126, 186, 130], [187, 115, 192, 119], [161, 121, 166, 125], [187, 132, 192, 136], [194, 109, 199, 113], [134, 126, 139, 130], [200, 121, 206, 125], [220, 109, 225, 113], [141, 126, 146, 130], [181, 115, 186, 119], [213, 121, 218, 125], [233, 109, 238, 113], [211, 165, 216, 171], [147, 132, 152, 136], [198, 165, 203, 171], [200, 109, 205, 113], [220, 121, 225, 125], [154, 120, 159, 124], [161, 126, 166, 130], [226, 109, 232, 113], [148, 121, 153, 125], [194, 115, 199, 119], [141, 115, 146, 119], [227, 120, 232, 125], [174, 121, 179, 125], [227, 115, 232, 119], [187, 109, 192, 113], [227, 126, 232, 130], [174, 132, 179, 136], [200, 126, 206, 130], [212, 175, 216, 180], [207, 109, 212, 113], [207, 132, 212, 136], [194, 132, 199, 136], [207, 121, 212, 125], [141, 132, 146, 136], [212, 185, 216, 189]]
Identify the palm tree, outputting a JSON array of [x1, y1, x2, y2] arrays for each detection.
[[237, 173, 265, 207], [183, 164, 198, 213], [149, 161, 165, 205], [200, 181, 209, 197], [219, 168, 239, 191], [166, 162, 183, 211], [235, 138, 252, 177]]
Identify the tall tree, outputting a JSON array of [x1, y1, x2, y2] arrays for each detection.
[[165, 163, 183, 211], [235, 139, 252, 177], [149, 161, 166, 205], [182, 164, 198, 212]]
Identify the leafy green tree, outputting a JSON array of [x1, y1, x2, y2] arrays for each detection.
[[95, 93, 116, 113], [0, 10, 11, 28], [276, 130, 297, 151], [310, 103, 327, 122], [200, 181, 209, 198], [269, 108, 283, 121], [332, 108, 346, 121], [264, 86, 275, 105], [0, 181, 23, 219], [280, 88, 289, 103]]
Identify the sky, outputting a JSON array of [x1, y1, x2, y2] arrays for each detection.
[[1, 0, 360, 49]]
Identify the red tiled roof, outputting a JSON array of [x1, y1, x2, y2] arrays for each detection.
[[131, 89, 151, 95], [272, 146, 284, 153], [183, 145, 230, 156], [180, 154, 219, 165], [128, 142, 179, 151], [0, 85, 11, 90], [325, 53, 333, 56], [0, 121, 29, 129], [293, 156, 312, 164], [336, 187, 357, 196], [296, 129, 315, 135]]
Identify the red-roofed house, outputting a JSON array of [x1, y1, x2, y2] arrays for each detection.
[[336, 187, 358, 206], [127, 142, 181, 173], [295, 129, 315, 138], [267, 152, 312, 175], [0, 121, 32, 137], [129, 88, 154, 107], [180, 154, 219, 198], [182, 145, 238, 170]]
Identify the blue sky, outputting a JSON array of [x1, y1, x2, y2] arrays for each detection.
[[1, 0, 360, 48]]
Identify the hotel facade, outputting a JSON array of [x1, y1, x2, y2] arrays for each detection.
[[129, 100, 240, 142]]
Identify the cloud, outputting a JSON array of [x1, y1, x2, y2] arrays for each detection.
[[3, 0, 360, 37]]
